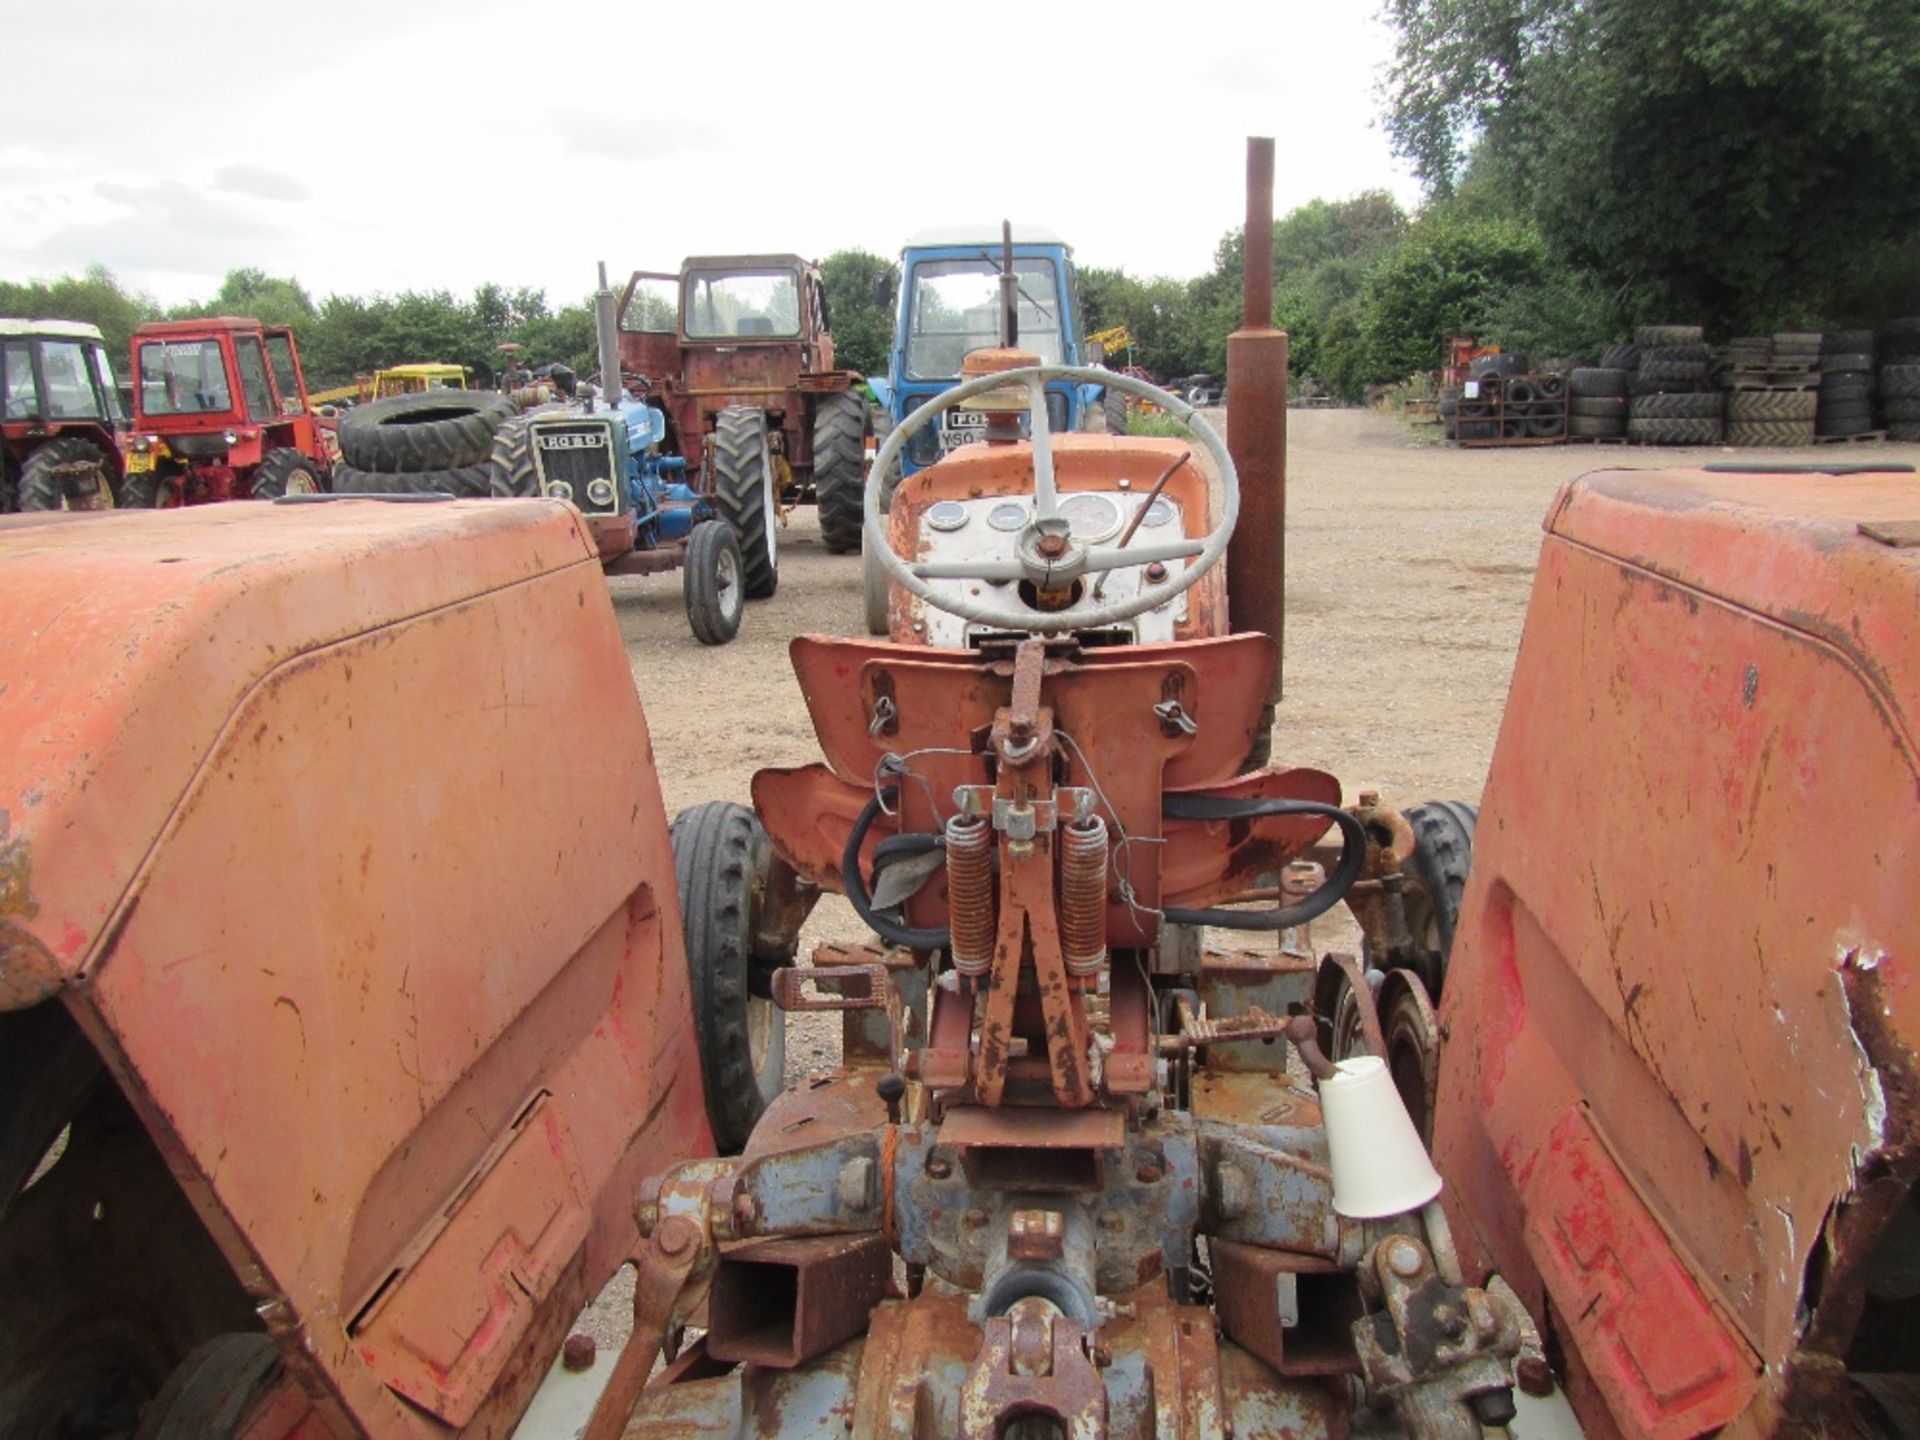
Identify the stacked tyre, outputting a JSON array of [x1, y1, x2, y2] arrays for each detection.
[[333, 390, 517, 495], [1567, 366, 1630, 440], [1628, 325, 1720, 444], [1627, 326, 1723, 444], [1510, 373, 1567, 439], [1818, 330, 1876, 439], [1879, 320, 1920, 441], [1726, 388, 1817, 447], [1883, 362, 1920, 443]]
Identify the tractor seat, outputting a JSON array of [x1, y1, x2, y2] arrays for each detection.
[[736, 317, 775, 336]]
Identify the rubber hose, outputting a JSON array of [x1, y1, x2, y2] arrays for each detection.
[[1159, 796, 1366, 930], [843, 790, 952, 951]]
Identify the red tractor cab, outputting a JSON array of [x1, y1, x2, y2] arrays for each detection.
[[0, 318, 128, 511], [126, 317, 331, 505]]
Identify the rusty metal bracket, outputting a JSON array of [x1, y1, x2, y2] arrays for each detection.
[[581, 1215, 705, 1440], [772, 962, 904, 1067]]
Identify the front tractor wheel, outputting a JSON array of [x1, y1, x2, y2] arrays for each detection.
[[684, 520, 745, 646], [669, 802, 787, 1152], [810, 391, 868, 554], [247, 447, 326, 500], [17, 437, 118, 511], [711, 407, 779, 599]]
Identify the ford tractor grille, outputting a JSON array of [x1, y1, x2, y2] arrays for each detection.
[[533, 421, 621, 515]]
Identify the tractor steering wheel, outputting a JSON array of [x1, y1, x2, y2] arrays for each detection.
[[864, 365, 1238, 632]]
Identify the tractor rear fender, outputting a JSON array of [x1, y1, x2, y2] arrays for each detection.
[[1433, 465, 1920, 1438], [0, 498, 712, 1431]]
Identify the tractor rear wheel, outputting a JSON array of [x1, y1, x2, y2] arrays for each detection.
[[488, 417, 538, 497], [811, 392, 867, 554], [669, 802, 787, 1152], [1102, 384, 1128, 436], [133, 1334, 283, 1439], [0, 1046, 259, 1440], [17, 437, 117, 511], [247, 447, 326, 500], [712, 407, 779, 599], [684, 520, 745, 646], [1399, 800, 1477, 1000]]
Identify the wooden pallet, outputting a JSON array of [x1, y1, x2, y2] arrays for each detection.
[[1812, 430, 1888, 444], [1566, 434, 1628, 445], [1456, 434, 1569, 448], [1726, 375, 1821, 391]]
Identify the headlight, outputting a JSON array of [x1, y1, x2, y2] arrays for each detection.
[[132, 437, 150, 453], [587, 477, 616, 506], [544, 481, 575, 501], [223, 430, 237, 445]]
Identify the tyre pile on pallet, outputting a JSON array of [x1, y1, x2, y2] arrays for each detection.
[[1440, 353, 1569, 443], [1566, 342, 1636, 440], [332, 391, 518, 495], [1817, 331, 1876, 440], [1719, 332, 1820, 446], [1626, 326, 1724, 445], [1880, 319, 1920, 442]]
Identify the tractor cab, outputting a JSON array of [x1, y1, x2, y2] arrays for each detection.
[[0, 318, 128, 511], [871, 226, 1106, 480], [127, 317, 330, 504]]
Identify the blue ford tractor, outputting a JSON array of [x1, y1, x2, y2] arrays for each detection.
[[490, 266, 746, 645], [863, 224, 1116, 630]]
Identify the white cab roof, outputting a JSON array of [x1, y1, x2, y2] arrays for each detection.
[[0, 318, 108, 342]]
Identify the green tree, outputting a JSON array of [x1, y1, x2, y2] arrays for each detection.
[[173, 268, 317, 332], [819, 250, 892, 377], [1355, 213, 1549, 381], [1382, 0, 1920, 326]]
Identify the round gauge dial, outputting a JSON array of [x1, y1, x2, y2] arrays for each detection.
[[1059, 492, 1124, 543], [1139, 496, 1177, 529], [927, 500, 969, 532], [986, 500, 1029, 532]]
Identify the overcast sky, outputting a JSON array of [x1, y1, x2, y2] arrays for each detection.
[[1, 1, 1420, 309]]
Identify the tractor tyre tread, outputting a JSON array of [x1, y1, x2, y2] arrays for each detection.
[[1402, 800, 1478, 999], [247, 447, 328, 500], [17, 436, 116, 511], [1630, 392, 1723, 421], [684, 520, 744, 646], [1627, 416, 1724, 445], [338, 390, 514, 473], [1727, 389, 1819, 423], [1725, 420, 1816, 447], [669, 801, 784, 1153], [488, 416, 539, 497], [811, 391, 867, 554], [712, 406, 779, 599]]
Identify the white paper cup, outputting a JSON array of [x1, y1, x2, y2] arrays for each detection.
[[1319, 1055, 1444, 1219]]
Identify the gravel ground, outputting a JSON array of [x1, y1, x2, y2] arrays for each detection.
[[575, 405, 1920, 1348]]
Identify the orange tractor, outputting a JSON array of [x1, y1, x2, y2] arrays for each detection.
[[0, 142, 1913, 1440], [123, 316, 332, 504]]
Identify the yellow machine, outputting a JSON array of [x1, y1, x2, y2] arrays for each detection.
[[307, 363, 469, 409]]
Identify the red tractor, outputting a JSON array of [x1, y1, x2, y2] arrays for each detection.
[[124, 316, 332, 504], [617, 254, 869, 595], [0, 318, 129, 511]]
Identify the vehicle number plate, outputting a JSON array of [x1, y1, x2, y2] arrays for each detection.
[[939, 410, 989, 452]]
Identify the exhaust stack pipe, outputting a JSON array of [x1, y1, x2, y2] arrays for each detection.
[[1225, 137, 1290, 700], [593, 260, 622, 411]]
